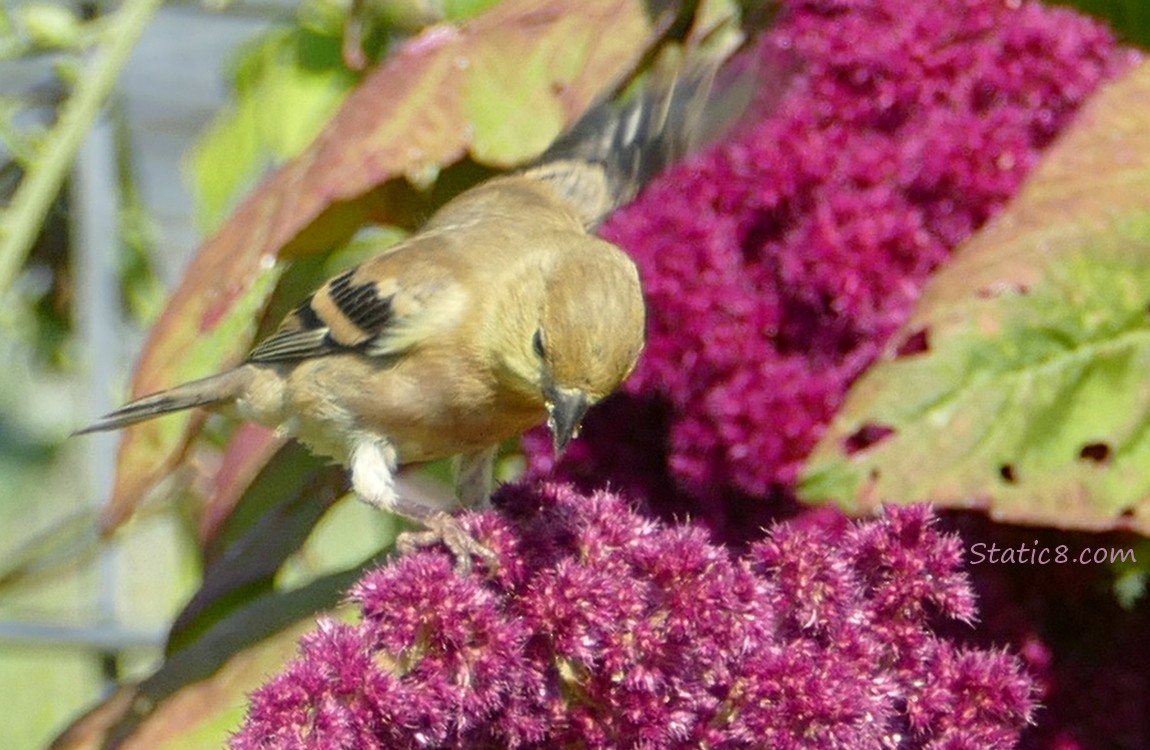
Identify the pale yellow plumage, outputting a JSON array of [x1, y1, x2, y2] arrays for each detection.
[[79, 54, 730, 565]]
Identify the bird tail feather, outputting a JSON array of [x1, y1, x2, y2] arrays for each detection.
[[520, 60, 715, 228], [74, 368, 250, 435], [521, 44, 762, 229]]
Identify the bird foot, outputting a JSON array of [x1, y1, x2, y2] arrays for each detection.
[[396, 511, 496, 575]]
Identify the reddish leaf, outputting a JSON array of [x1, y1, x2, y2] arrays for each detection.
[[48, 686, 139, 750], [198, 423, 285, 546]]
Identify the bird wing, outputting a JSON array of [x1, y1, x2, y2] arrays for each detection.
[[246, 239, 465, 364]]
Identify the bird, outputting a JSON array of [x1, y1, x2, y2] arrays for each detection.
[[78, 53, 730, 568]]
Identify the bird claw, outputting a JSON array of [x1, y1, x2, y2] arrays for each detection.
[[396, 511, 496, 575]]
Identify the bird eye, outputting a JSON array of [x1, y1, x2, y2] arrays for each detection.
[[532, 328, 547, 359]]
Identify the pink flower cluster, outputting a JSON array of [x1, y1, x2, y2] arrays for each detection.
[[232, 485, 1034, 749], [523, 0, 1137, 538]]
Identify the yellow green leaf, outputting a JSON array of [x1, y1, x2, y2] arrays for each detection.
[[801, 61, 1150, 536]]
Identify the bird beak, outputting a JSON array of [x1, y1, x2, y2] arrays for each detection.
[[546, 386, 590, 456]]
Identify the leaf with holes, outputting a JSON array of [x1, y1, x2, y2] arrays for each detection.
[[800, 61, 1150, 536]]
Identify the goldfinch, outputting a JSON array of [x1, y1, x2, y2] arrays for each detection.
[[79, 56, 724, 566]]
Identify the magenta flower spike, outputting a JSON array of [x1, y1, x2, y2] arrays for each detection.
[[232, 486, 1035, 749]]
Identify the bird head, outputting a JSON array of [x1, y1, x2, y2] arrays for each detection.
[[525, 239, 646, 455]]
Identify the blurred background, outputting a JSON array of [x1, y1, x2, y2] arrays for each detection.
[[0, 2, 372, 747]]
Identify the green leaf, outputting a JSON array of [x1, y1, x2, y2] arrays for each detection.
[[1051, 0, 1150, 49], [362, 0, 504, 29], [462, 2, 654, 165], [188, 26, 357, 232], [15, 2, 83, 51], [442, 0, 504, 20], [800, 61, 1150, 536], [168, 440, 345, 654]]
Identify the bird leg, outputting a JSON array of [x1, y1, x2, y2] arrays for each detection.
[[349, 434, 401, 513], [455, 446, 497, 510], [394, 509, 496, 575], [350, 435, 494, 573]]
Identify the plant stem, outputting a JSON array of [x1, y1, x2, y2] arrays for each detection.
[[0, 0, 164, 301]]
